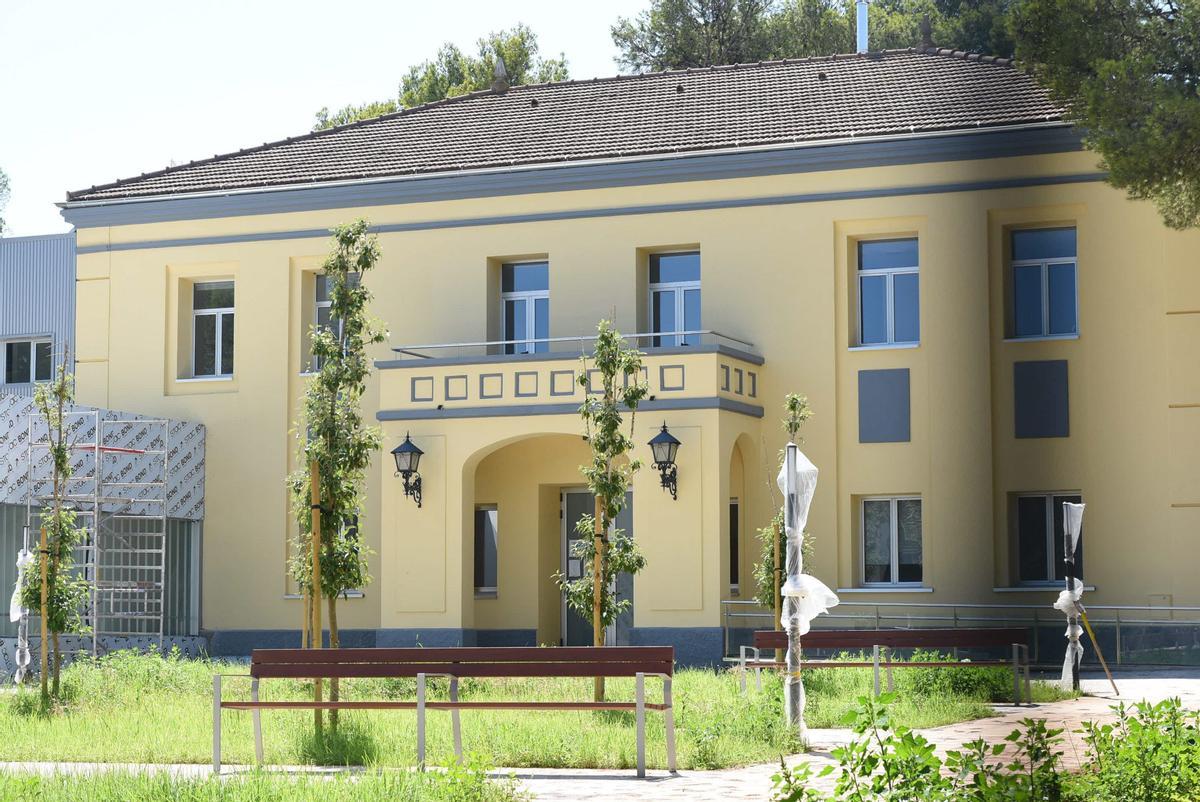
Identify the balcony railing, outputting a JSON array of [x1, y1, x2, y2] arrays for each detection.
[[390, 330, 757, 362]]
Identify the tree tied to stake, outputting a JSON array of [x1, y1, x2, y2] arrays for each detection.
[[288, 219, 387, 729], [555, 320, 648, 701], [753, 394, 813, 615], [21, 355, 90, 700]]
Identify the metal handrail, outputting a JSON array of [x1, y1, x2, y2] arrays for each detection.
[[392, 329, 756, 358]]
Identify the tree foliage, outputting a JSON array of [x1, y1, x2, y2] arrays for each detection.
[[612, 0, 1020, 72], [1015, 0, 1200, 229], [287, 220, 387, 617], [21, 358, 90, 698], [313, 24, 568, 130], [555, 321, 649, 638], [0, 167, 10, 234]]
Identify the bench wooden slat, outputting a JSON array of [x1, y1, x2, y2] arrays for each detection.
[[752, 628, 1030, 651], [251, 660, 673, 680], [250, 646, 673, 665]]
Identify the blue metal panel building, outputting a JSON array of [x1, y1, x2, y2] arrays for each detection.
[[0, 232, 75, 394]]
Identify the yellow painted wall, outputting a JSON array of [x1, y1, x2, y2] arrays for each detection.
[[70, 146, 1200, 639]]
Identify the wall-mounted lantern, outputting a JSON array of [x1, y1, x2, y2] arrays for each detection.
[[391, 433, 424, 508], [648, 422, 681, 500]]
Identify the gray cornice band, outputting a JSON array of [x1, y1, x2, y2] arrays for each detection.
[[63, 126, 1082, 229], [377, 396, 764, 421], [76, 171, 1106, 257], [374, 343, 765, 370]]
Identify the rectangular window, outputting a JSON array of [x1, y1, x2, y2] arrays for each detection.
[[857, 238, 919, 346], [729, 499, 740, 594], [1016, 493, 1083, 584], [862, 496, 923, 585], [474, 506, 499, 596], [501, 262, 549, 355], [649, 252, 701, 347], [1010, 227, 1077, 338], [2, 339, 52, 384], [193, 281, 234, 377]]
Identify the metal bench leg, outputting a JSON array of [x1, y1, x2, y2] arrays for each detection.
[[663, 676, 677, 773], [251, 678, 264, 764], [636, 672, 646, 779], [450, 676, 462, 763], [212, 674, 221, 775], [1012, 644, 1021, 706], [416, 673, 426, 769], [873, 645, 881, 696]]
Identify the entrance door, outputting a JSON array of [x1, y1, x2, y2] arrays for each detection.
[[561, 490, 634, 646]]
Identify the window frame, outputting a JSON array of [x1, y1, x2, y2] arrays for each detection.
[[473, 505, 499, 598], [860, 495, 924, 588], [1009, 228, 1079, 340], [856, 238, 920, 347], [1, 337, 53, 385], [648, 251, 701, 347], [500, 262, 549, 355], [310, 273, 333, 372], [1014, 491, 1083, 586], [191, 281, 235, 379]]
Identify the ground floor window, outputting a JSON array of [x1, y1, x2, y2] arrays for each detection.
[[474, 506, 498, 597], [729, 499, 739, 595], [1016, 492, 1082, 584], [862, 496, 923, 585]]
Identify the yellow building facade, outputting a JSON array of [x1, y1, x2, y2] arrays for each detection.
[[59, 52, 1200, 663]]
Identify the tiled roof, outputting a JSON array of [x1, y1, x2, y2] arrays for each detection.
[[68, 48, 1064, 203]]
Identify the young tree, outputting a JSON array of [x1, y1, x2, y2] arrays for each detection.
[[753, 394, 812, 616], [1015, 0, 1200, 229], [21, 356, 90, 700], [556, 321, 648, 701], [288, 220, 387, 727], [313, 25, 569, 130]]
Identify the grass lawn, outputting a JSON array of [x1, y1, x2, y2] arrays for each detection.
[[0, 650, 1070, 771]]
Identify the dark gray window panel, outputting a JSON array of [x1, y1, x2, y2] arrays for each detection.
[[1014, 360, 1070, 438], [858, 369, 911, 443]]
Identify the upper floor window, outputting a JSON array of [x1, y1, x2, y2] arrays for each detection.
[[649, 252, 701, 347], [857, 238, 919, 346], [193, 281, 234, 377], [1015, 492, 1082, 584], [311, 274, 333, 371], [1011, 227, 1077, 339], [862, 496, 923, 586], [501, 262, 549, 355], [2, 339, 52, 385]]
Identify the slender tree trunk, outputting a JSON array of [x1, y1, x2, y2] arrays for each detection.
[[593, 494, 605, 702], [310, 460, 323, 735], [328, 595, 340, 730]]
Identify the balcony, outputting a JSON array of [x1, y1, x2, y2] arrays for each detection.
[[376, 331, 764, 421]]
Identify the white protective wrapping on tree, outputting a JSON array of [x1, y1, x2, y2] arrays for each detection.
[[10, 548, 31, 679], [777, 443, 839, 734], [1055, 502, 1086, 689]]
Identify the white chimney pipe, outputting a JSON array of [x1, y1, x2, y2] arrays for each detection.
[[856, 0, 869, 53]]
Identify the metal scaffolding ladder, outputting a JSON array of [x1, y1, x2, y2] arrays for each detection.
[[22, 411, 170, 659]]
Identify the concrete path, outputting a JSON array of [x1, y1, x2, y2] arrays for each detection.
[[0, 670, 1196, 801]]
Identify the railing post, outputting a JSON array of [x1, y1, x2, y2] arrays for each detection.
[[873, 645, 881, 696], [1033, 608, 1040, 665], [1115, 609, 1122, 666]]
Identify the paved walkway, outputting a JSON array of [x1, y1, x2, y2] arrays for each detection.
[[0, 670, 1196, 801]]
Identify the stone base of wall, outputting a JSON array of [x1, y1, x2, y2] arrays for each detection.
[[0, 635, 208, 678]]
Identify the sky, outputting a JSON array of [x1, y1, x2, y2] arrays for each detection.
[[0, 0, 648, 236]]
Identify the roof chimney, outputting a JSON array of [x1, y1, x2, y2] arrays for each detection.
[[491, 55, 510, 93], [920, 14, 934, 49], [856, 0, 869, 54]]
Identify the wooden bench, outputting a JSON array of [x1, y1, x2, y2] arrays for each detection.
[[213, 646, 676, 777], [737, 628, 1032, 704]]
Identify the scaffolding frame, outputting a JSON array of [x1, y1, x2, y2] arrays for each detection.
[[19, 410, 170, 663]]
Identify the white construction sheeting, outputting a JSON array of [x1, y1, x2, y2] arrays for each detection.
[[1054, 502, 1086, 689], [777, 443, 839, 736]]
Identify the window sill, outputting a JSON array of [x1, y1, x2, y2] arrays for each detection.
[[993, 584, 1095, 593], [848, 343, 920, 352], [837, 586, 934, 594], [177, 375, 234, 383], [1002, 334, 1079, 343], [475, 590, 498, 600]]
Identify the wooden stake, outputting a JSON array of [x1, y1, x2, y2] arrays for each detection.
[[39, 525, 47, 700], [310, 459, 323, 734], [593, 493, 605, 702], [1080, 611, 1120, 696]]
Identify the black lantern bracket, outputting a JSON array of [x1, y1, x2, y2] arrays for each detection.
[[391, 433, 424, 508], [648, 422, 681, 500]]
